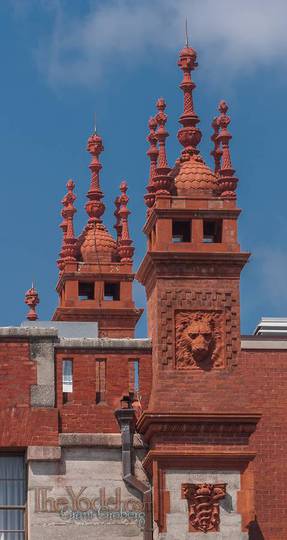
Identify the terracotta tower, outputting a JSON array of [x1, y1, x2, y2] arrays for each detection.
[[53, 130, 142, 337], [137, 43, 249, 404], [136, 44, 254, 534]]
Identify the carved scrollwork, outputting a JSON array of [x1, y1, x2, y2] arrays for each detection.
[[182, 482, 226, 533]]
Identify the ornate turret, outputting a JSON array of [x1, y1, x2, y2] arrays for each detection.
[[52, 129, 142, 337], [216, 100, 238, 198], [177, 44, 201, 157], [136, 41, 251, 534], [136, 38, 250, 443], [80, 132, 117, 263], [153, 99, 171, 195], [25, 285, 40, 321], [118, 181, 134, 263], [58, 179, 77, 270], [174, 45, 217, 194], [144, 116, 158, 213], [114, 195, 122, 243], [210, 117, 222, 176]]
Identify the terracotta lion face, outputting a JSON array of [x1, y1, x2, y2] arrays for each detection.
[[176, 312, 222, 369]]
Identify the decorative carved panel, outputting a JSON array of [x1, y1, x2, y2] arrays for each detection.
[[182, 482, 227, 533], [175, 310, 224, 369], [158, 289, 239, 369]]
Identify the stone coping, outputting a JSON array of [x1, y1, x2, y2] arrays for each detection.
[[1, 327, 287, 351], [241, 337, 287, 349], [57, 337, 151, 349], [0, 327, 58, 338], [59, 433, 144, 448], [26, 435, 145, 461], [0, 327, 151, 349], [26, 446, 61, 461]]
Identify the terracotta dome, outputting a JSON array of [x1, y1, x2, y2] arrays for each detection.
[[174, 155, 218, 194], [80, 223, 117, 263]]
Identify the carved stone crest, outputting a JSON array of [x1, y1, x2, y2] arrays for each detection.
[[175, 311, 224, 369], [182, 482, 227, 533]]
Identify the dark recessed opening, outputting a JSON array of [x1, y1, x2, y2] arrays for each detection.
[[172, 220, 191, 243], [78, 281, 94, 300], [203, 220, 222, 243], [96, 359, 106, 404], [104, 282, 120, 301]]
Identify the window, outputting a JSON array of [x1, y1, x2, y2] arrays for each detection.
[[128, 359, 139, 396], [78, 282, 94, 300], [96, 359, 106, 404], [0, 455, 26, 539], [63, 359, 73, 403], [203, 220, 222, 243], [104, 282, 120, 301], [172, 221, 191, 243]]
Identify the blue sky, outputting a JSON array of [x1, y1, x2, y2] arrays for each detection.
[[1, 0, 287, 336]]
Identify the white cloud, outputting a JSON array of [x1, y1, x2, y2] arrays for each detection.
[[23, 0, 287, 87]]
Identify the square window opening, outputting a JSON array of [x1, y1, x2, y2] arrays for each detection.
[[78, 282, 94, 300], [104, 282, 120, 301], [203, 220, 222, 243], [172, 221, 191, 243]]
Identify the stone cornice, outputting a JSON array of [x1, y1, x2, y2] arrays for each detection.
[[53, 307, 143, 319], [59, 433, 144, 448], [57, 337, 152, 351], [142, 449, 257, 473], [0, 327, 58, 339], [137, 251, 250, 289], [137, 412, 261, 444]]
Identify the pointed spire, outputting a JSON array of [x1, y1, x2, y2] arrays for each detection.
[[57, 179, 77, 270], [118, 181, 134, 263], [216, 101, 238, 198], [185, 17, 189, 48], [114, 195, 122, 243], [144, 116, 158, 211], [85, 131, 105, 224], [210, 117, 222, 175], [25, 284, 40, 321], [147, 116, 158, 184], [177, 42, 202, 158], [156, 98, 169, 169], [153, 98, 171, 195]]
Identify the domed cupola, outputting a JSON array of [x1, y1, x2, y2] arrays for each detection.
[[80, 223, 117, 263], [53, 128, 143, 337], [174, 154, 217, 194]]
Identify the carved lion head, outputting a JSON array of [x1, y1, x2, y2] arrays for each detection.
[[176, 311, 222, 369]]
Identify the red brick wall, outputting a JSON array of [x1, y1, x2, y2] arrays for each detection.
[[0, 339, 152, 443], [0, 340, 58, 446], [241, 349, 287, 540], [145, 345, 287, 540], [1, 335, 285, 537], [56, 350, 152, 433]]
